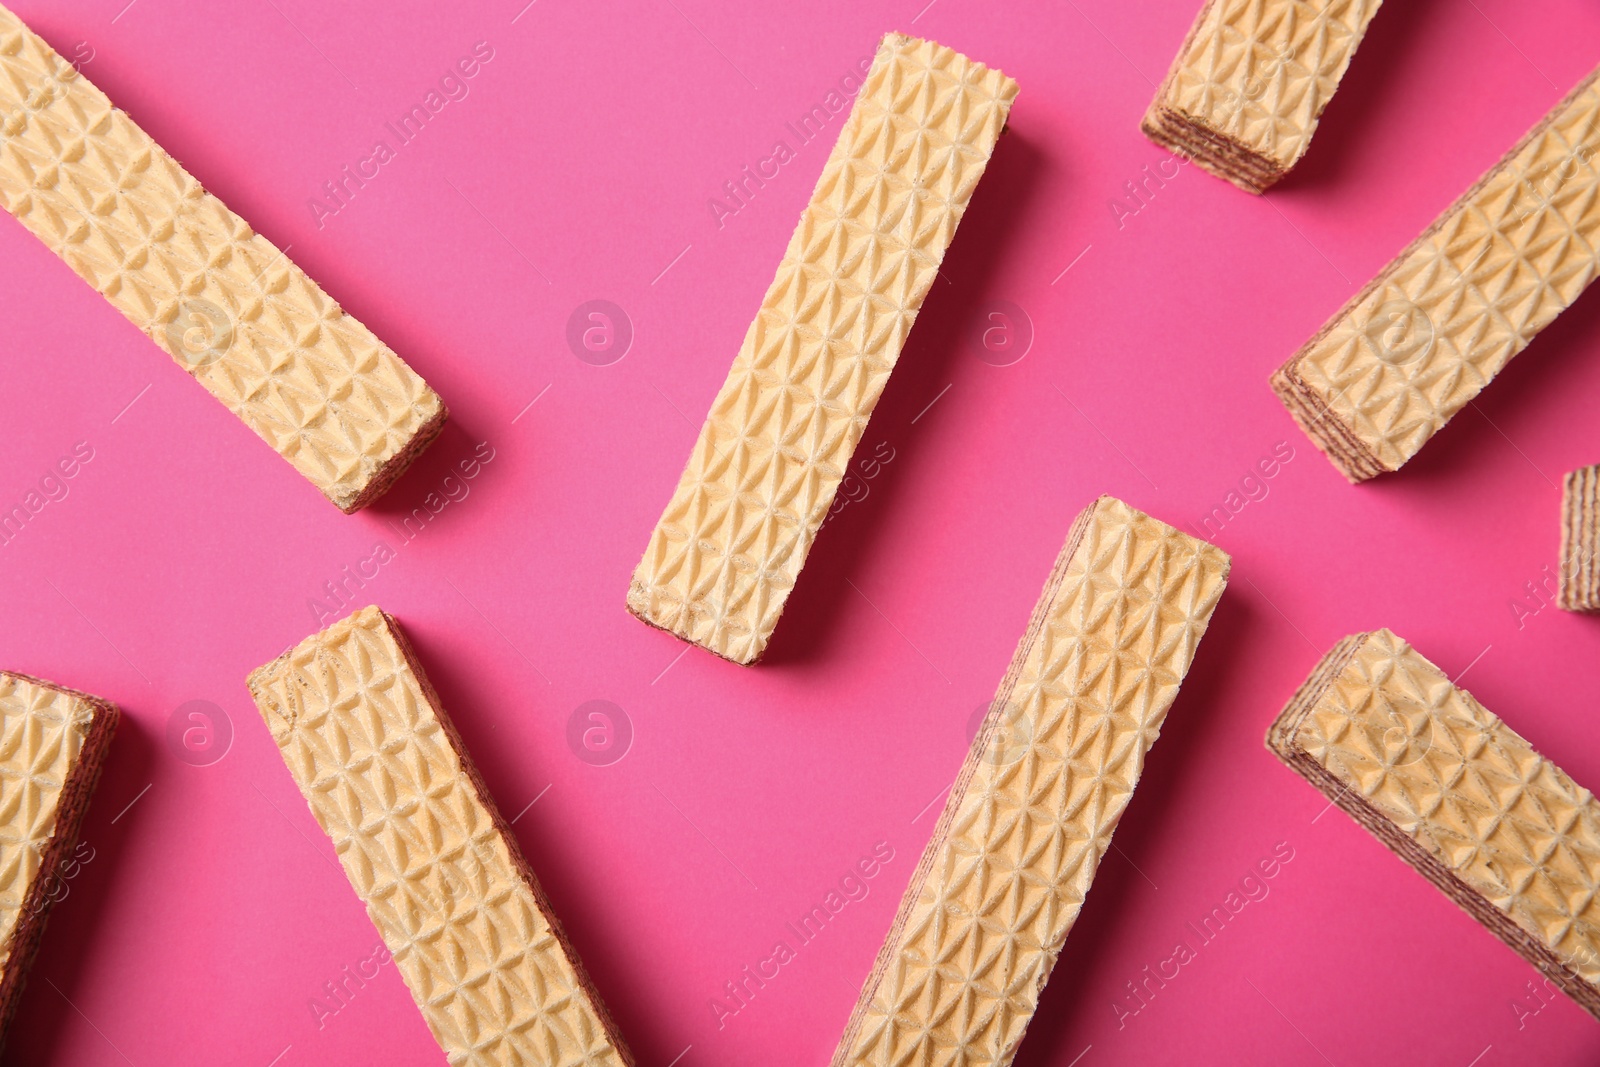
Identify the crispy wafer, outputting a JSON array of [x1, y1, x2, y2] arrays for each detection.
[[0, 671, 117, 1047], [1274, 66, 1600, 481], [0, 5, 445, 512], [1268, 629, 1600, 1019], [627, 33, 1018, 665], [1143, 0, 1383, 192], [248, 607, 632, 1066], [831, 496, 1230, 1067], [1560, 463, 1600, 611]]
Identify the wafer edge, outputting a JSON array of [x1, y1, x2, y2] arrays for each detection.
[[247, 610, 636, 1065], [0, 673, 119, 1050], [1266, 633, 1600, 1020]]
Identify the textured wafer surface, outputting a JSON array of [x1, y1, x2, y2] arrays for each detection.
[[832, 497, 1230, 1067], [627, 33, 1018, 664], [248, 607, 631, 1067], [0, 671, 117, 1042], [1560, 463, 1600, 611], [0, 4, 445, 512], [1274, 66, 1600, 480], [1143, 0, 1382, 192], [1268, 630, 1600, 1018]]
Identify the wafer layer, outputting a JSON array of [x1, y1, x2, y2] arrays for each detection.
[[1268, 630, 1600, 1019], [1560, 463, 1600, 611], [0, 5, 445, 512], [627, 33, 1018, 664], [831, 497, 1230, 1067], [0, 671, 117, 1045], [1274, 65, 1600, 481], [248, 607, 631, 1067], [1142, 0, 1382, 193]]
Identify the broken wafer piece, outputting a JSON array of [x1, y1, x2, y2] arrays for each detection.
[[248, 607, 632, 1066], [628, 33, 1018, 665], [1268, 629, 1600, 1019], [1274, 65, 1600, 481], [1142, 0, 1383, 192], [0, 5, 445, 512], [1560, 463, 1600, 611], [831, 497, 1230, 1066], [0, 671, 117, 1046]]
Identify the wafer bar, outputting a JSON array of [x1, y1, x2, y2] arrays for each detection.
[[248, 607, 632, 1066], [1560, 463, 1600, 611], [627, 33, 1018, 664], [831, 497, 1230, 1067], [0, 5, 445, 512], [0, 671, 117, 1047], [1274, 65, 1600, 481], [1142, 0, 1383, 192], [1268, 629, 1600, 1019]]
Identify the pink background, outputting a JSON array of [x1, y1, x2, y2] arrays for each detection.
[[1, 0, 1598, 1064]]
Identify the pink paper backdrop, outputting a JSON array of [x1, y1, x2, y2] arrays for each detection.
[[1, 0, 1597, 1064]]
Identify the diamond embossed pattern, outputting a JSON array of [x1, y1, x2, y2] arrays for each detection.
[[0, 670, 115, 1043], [832, 497, 1230, 1067], [0, 4, 445, 512], [1270, 630, 1600, 1018], [0, 674, 94, 969], [249, 608, 631, 1067], [1145, 0, 1382, 191], [627, 32, 1018, 664], [1275, 67, 1600, 480]]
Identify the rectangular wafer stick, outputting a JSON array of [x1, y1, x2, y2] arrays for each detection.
[[1560, 463, 1600, 611], [831, 497, 1230, 1067], [628, 33, 1018, 665], [1143, 0, 1383, 193], [1268, 630, 1600, 1019], [248, 607, 632, 1066], [0, 671, 117, 1047], [1274, 65, 1600, 481], [0, 5, 445, 512]]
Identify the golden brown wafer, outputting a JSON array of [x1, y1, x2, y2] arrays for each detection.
[[248, 607, 632, 1066], [1143, 0, 1383, 193], [1560, 463, 1600, 611], [0, 5, 445, 512], [627, 33, 1019, 664], [0, 671, 117, 1048], [831, 496, 1230, 1067], [1274, 66, 1600, 481], [1268, 629, 1600, 1019]]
